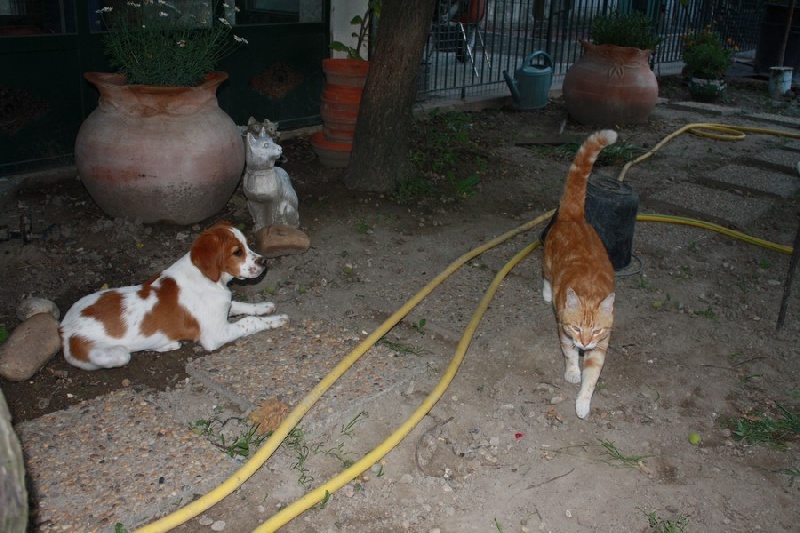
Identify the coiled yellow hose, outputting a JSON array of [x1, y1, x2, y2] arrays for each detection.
[[617, 122, 800, 182], [135, 122, 798, 533]]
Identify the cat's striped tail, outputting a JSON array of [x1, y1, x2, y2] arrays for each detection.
[[558, 129, 617, 221]]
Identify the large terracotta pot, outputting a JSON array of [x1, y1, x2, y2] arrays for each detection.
[[75, 71, 244, 225], [562, 41, 658, 126]]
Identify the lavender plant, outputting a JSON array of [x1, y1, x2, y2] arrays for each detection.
[[96, 0, 247, 86]]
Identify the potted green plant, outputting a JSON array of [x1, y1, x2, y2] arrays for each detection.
[[562, 11, 660, 125], [75, 1, 248, 224], [681, 28, 735, 102], [313, 1, 380, 166]]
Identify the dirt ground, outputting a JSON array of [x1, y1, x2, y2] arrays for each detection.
[[2, 75, 800, 532]]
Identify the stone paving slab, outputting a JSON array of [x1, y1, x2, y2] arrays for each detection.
[[646, 182, 774, 228], [15, 388, 236, 532], [748, 147, 800, 172], [700, 163, 800, 198]]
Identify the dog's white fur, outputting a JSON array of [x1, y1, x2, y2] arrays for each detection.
[[59, 221, 287, 370]]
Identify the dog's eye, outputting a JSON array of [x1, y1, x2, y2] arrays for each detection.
[[232, 247, 242, 256]]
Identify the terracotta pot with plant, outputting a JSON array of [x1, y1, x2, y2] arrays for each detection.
[[681, 28, 735, 102], [312, 1, 380, 167], [562, 11, 660, 125], [75, 1, 248, 224]]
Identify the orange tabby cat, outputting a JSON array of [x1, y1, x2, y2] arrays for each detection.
[[542, 129, 617, 419]]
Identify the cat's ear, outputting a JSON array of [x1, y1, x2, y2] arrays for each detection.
[[600, 292, 615, 313], [566, 287, 579, 309]]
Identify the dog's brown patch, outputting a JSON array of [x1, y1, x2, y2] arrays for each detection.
[[67, 334, 94, 363], [81, 291, 126, 338], [141, 277, 201, 341]]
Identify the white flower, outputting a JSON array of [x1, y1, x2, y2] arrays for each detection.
[[96, 7, 113, 13], [218, 17, 231, 27], [159, 11, 168, 17], [233, 35, 248, 44], [176, 39, 186, 47], [127, 2, 141, 7]]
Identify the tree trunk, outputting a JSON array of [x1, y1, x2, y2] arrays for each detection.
[[344, 0, 437, 191]]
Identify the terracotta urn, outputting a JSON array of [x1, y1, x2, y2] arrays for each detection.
[[75, 71, 244, 225], [562, 41, 658, 126]]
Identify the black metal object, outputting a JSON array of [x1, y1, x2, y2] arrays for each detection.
[[541, 173, 639, 272]]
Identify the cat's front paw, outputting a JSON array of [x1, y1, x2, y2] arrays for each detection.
[[575, 397, 591, 419], [564, 367, 581, 384]]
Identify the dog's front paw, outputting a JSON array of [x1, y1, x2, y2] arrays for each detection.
[[262, 314, 288, 329], [253, 301, 276, 315]]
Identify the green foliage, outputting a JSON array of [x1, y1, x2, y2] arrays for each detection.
[[0, 326, 8, 344], [400, 111, 485, 203], [189, 416, 268, 458], [598, 438, 654, 467], [96, 1, 245, 86], [644, 509, 690, 532], [681, 28, 735, 80], [722, 405, 800, 450], [591, 11, 660, 50], [329, 0, 381, 60]]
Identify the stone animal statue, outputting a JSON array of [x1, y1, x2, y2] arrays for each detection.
[[247, 116, 280, 142], [242, 127, 300, 230]]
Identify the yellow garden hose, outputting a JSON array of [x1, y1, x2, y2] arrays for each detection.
[[254, 238, 543, 532], [135, 121, 799, 533], [617, 122, 800, 182], [134, 211, 554, 533], [636, 214, 792, 254]]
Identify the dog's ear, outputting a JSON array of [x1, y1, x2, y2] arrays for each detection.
[[190, 228, 225, 282]]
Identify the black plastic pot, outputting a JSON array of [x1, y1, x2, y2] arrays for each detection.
[[585, 174, 639, 270], [540, 173, 639, 271]]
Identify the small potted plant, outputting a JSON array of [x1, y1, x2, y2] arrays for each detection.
[[562, 11, 660, 125], [681, 28, 735, 102], [313, 1, 380, 166]]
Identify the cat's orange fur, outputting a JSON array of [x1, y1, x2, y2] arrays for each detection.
[[542, 129, 617, 419]]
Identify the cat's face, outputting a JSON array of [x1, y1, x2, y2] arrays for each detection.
[[559, 288, 614, 350]]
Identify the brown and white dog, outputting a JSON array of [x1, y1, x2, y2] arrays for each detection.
[[59, 221, 288, 370]]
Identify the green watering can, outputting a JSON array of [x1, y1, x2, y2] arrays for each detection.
[[503, 51, 553, 110]]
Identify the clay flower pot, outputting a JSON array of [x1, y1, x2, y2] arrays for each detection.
[[75, 71, 244, 225], [315, 59, 369, 166], [562, 41, 658, 126], [688, 77, 727, 102]]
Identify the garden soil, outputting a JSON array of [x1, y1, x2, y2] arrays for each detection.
[[2, 77, 800, 532]]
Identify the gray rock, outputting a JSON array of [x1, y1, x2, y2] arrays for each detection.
[[0, 314, 61, 381], [16, 297, 60, 321]]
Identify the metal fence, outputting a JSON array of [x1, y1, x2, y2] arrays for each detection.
[[417, 0, 767, 101]]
